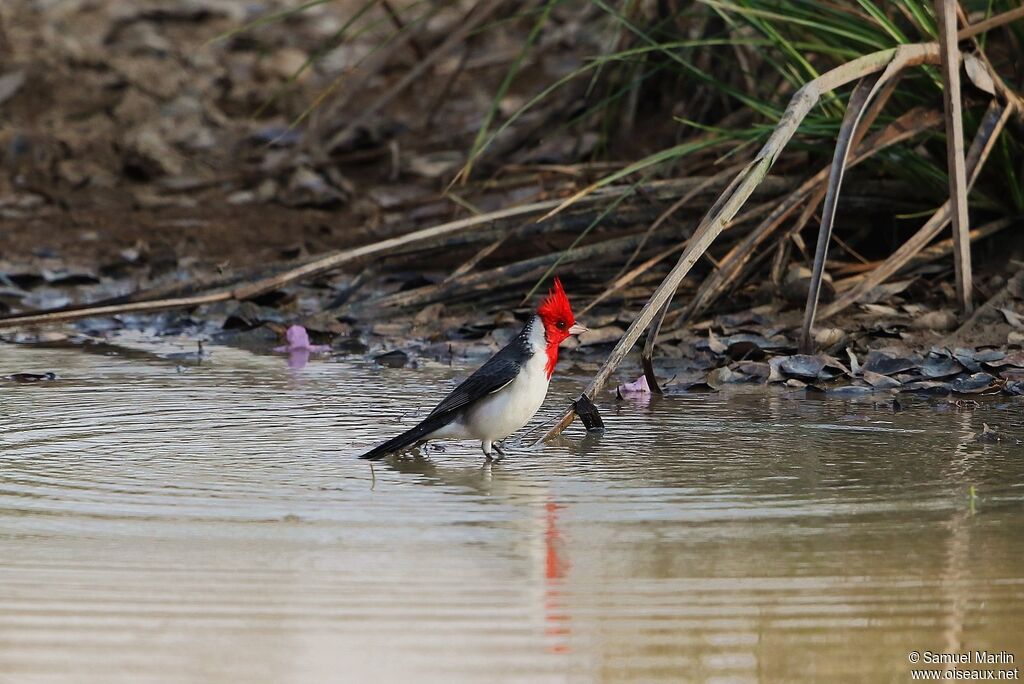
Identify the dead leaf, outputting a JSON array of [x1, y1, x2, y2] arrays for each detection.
[[921, 352, 964, 378], [707, 366, 753, 388], [863, 351, 921, 376], [862, 370, 901, 389], [861, 303, 901, 316], [950, 372, 999, 394], [825, 385, 879, 397], [706, 329, 728, 355], [617, 375, 651, 395], [899, 380, 952, 395], [408, 151, 463, 179], [964, 53, 997, 96], [998, 307, 1024, 328], [846, 347, 861, 376], [975, 422, 1002, 443], [414, 302, 445, 325], [734, 361, 770, 379], [986, 350, 1024, 369], [861, 279, 914, 304], [779, 354, 825, 379]]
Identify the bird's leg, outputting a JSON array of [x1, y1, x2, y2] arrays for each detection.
[[481, 439, 493, 462], [492, 441, 507, 459]]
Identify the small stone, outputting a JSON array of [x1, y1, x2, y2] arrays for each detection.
[[781, 265, 833, 304], [913, 310, 958, 331], [374, 350, 409, 368], [227, 190, 256, 205], [814, 327, 846, 348], [124, 127, 183, 177], [281, 167, 346, 207]]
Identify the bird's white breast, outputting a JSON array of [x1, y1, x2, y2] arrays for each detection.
[[461, 317, 550, 441]]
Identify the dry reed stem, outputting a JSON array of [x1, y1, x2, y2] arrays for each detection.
[[798, 74, 881, 353], [935, 0, 974, 313]]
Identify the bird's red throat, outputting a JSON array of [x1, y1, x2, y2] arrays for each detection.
[[543, 340, 560, 380], [536, 277, 576, 380]]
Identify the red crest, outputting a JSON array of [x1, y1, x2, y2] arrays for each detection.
[[536, 277, 577, 378]]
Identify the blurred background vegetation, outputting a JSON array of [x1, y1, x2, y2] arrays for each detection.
[[2, 0, 1023, 340]]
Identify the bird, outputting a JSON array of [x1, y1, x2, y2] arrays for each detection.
[[361, 277, 587, 461]]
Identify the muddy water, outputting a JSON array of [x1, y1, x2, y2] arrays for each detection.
[[1, 341, 1023, 683]]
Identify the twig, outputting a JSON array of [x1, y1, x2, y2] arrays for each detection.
[[0, 291, 230, 329], [579, 243, 682, 317], [381, 0, 426, 60], [445, 235, 508, 282], [830, 233, 870, 266], [958, 5, 1024, 39], [425, 45, 469, 127]]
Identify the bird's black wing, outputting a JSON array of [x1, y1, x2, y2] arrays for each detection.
[[427, 343, 527, 418]]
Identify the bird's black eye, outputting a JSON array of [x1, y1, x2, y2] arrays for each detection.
[[557, 321, 567, 330]]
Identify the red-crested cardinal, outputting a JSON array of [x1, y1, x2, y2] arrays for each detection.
[[360, 277, 587, 460]]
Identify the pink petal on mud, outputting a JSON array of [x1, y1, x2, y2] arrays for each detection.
[[287, 325, 311, 349], [617, 375, 651, 394], [275, 324, 332, 353]]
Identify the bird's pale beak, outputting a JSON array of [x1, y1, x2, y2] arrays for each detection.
[[568, 323, 589, 336]]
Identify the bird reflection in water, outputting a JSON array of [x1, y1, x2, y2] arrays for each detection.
[[544, 499, 571, 654], [380, 455, 575, 655]]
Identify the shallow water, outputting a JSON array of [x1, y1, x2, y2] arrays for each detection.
[[2, 340, 1023, 683]]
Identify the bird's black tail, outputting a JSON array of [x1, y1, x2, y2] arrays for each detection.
[[360, 413, 454, 460]]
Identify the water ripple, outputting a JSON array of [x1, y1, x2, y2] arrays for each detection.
[[1, 342, 1023, 683]]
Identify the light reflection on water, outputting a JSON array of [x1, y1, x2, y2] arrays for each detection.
[[1, 340, 1023, 683]]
